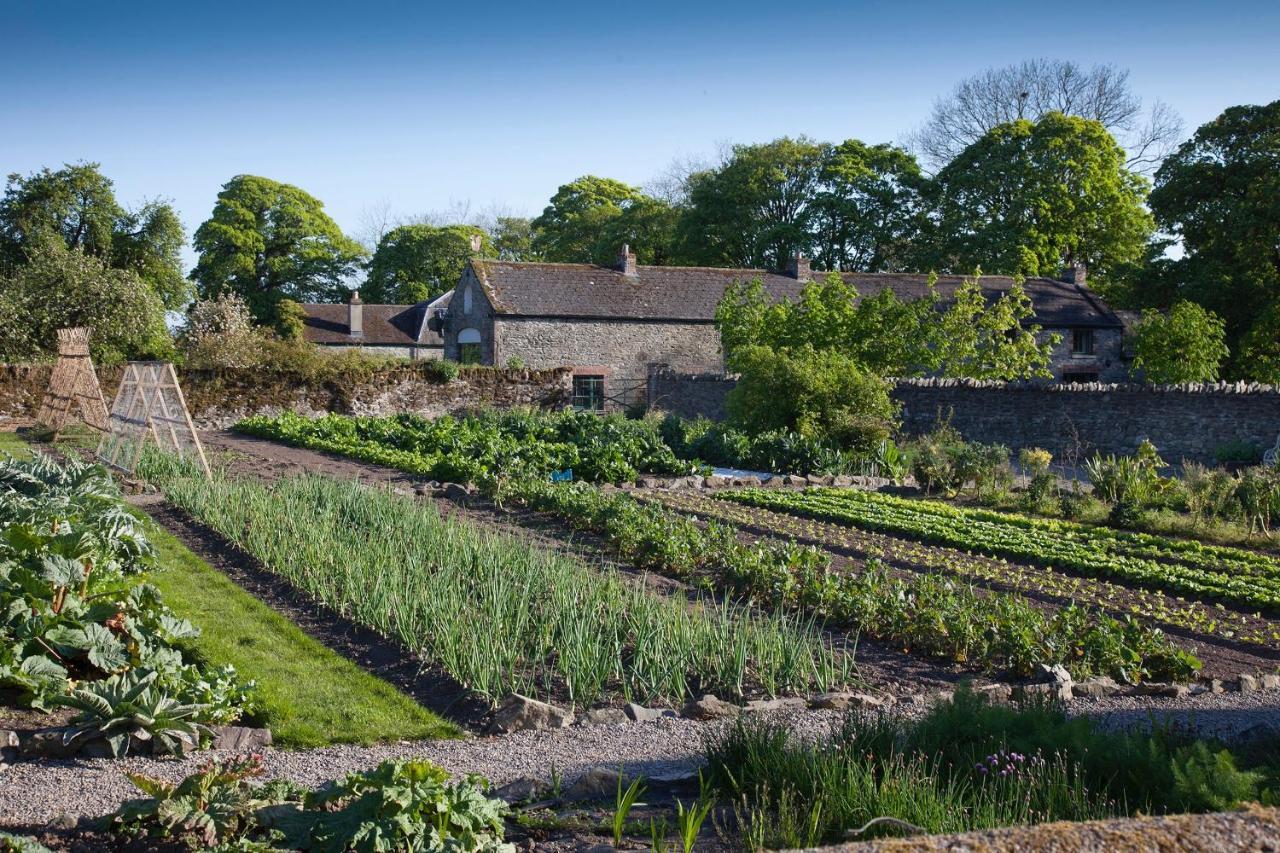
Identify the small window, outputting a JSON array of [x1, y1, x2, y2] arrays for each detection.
[[572, 375, 606, 412], [1061, 371, 1098, 384], [1071, 329, 1095, 355], [463, 284, 473, 314], [457, 327, 482, 364]]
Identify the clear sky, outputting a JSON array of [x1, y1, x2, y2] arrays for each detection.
[[4, 0, 1279, 265]]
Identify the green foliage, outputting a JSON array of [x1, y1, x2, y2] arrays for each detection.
[[114, 754, 512, 852], [0, 452, 254, 721], [659, 414, 887, 477], [706, 686, 1268, 848], [1149, 100, 1280, 379], [1130, 301, 1229, 383], [490, 216, 538, 262], [138, 461, 845, 706], [531, 176, 675, 265], [237, 408, 702, 487], [274, 298, 307, 341], [364, 223, 490, 303], [0, 832, 54, 853], [192, 175, 366, 324], [725, 478, 1280, 616], [925, 112, 1153, 286], [53, 668, 211, 757], [0, 162, 189, 309], [724, 345, 899, 455], [0, 240, 172, 364], [613, 773, 646, 847], [715, 272, 1056, 381]]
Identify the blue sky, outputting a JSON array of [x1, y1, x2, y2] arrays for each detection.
[[4, 0, 1279, 265]]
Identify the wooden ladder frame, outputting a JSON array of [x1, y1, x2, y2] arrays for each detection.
[[96, 361, 211, 478]]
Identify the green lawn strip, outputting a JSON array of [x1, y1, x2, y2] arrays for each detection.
[[132, 510, 460, 747], [4, 428, 457, 747]]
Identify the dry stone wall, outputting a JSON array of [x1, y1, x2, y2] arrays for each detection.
[[0, 363, 571, 429], [648, 368, 1280, 464]]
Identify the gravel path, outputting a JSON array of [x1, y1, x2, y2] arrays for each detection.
[[0, 707, 845, 829]]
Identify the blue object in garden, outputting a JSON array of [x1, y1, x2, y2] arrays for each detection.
[[551, 468, 574, 482]]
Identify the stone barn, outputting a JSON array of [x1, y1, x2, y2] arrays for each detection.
[[300, 291, 450, 361], [434, 247, 1127, 411]]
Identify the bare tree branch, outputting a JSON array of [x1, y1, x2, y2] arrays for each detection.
[[909, 58, 1183, 175]]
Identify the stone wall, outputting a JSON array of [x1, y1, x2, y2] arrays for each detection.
[[0, 363, 572, 429], [647, 369, 1280, 464], [495, 318, 724, 409]]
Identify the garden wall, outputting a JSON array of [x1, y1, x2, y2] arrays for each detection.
[[0, 363, 572, 429], [648, 368, 1280, 464]]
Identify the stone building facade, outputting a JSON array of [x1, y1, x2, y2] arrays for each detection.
[[437, 248, 1128, 410]]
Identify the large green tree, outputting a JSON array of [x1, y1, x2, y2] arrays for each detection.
[[0, 163, 188, 308], [0, 241, 170, 364], [924, 113, 1154, 287], [364, 224, 491, 303], [1147, 100, 1280, 379], [191, 175, 365, 323], [530, 176, 676, 265], [810, 140, 927, 272], [676, 137, 828, 269]]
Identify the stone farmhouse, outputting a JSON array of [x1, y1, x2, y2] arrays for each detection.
[[433, 246, 1126, 410], [299, 291, 451, 360]]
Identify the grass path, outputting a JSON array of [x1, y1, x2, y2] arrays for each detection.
[[1, 430, 458, 747]]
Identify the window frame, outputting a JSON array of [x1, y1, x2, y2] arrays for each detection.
[[1071, 328, 1096, 356], [571, 374, 606, 412]]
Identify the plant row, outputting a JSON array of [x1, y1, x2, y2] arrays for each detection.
[[137, 452, 844, 706], [720, 487, 1280, 611], [654, 490, 1278, 649], [0, 453, 256, 756], [500, 479, 1199, 683], [237, 409, 703, 487]]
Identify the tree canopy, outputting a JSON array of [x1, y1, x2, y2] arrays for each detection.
[[716, 272, 1056, 380], [0, 241, 170, 364], [191, 175, 365, 324], [1147, 100, 1280, 379], [1130, 301, 1229, 384], [0, 163, 188, 309], [924, 112, 1154, 287], [364, 223, 490, 304], [530, 176, 672, 265], [911, 59, 1182, 172]]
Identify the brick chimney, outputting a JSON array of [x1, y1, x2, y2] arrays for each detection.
[[786, 251, 812, 281], [618, 244, 638, 277], [1061, 262, 1087, 286], [469, 233, 483, 254], [348, 290, 363, 339]]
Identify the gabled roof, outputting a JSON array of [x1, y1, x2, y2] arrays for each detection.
[[301, 291, 451, 347], [468, 260, 1122, 329]]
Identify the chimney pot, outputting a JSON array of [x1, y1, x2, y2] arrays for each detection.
[[618, 244, 638, 277], [469, 233, 483, 254], [1062, 262, 1087, 286], [348, 290, 364, 338], [786, 251, 812, 281]]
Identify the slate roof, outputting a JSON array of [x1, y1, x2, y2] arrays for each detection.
[[469, 260, 1122, 329], [301, 291, 450, 347]]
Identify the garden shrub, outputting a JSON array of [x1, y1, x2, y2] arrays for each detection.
[[724, 344, 899, 457]]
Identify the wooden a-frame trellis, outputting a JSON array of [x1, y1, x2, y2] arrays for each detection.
[[96, 362, 211, 478], [35, 327, 110, 438]]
